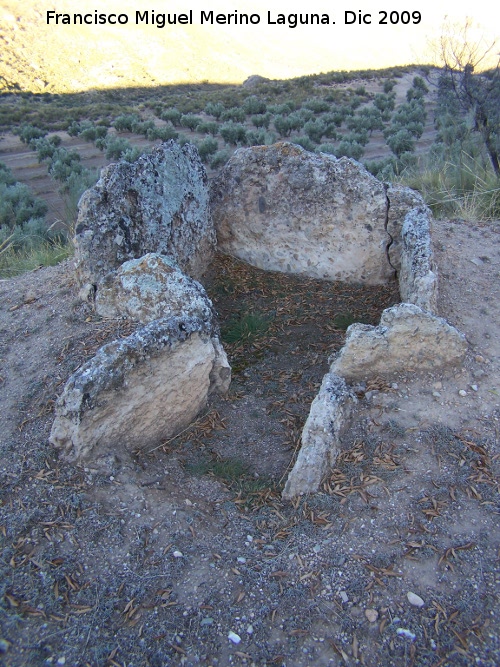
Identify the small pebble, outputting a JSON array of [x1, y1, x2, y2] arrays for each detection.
[[340, 591, 349, 603], [228, 631, 241, 644], [432, 391, 441, 398], [237, 557, 246, 564], [247, 624, 254, 634], [365, 609, 378, 623], [173, 550, 183, 558], [433, 381, 442, 390], [458, 389, 467, 397], [407, 591, 425, 607], [200, 617, 213, 626], [470, 384, 478, 392], [397, 628, 416, 641]]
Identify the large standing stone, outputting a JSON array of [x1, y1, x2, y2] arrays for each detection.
[[211, 143, 394, 285], [74, 141, 215, 290], [50, 315, 231, 466], [330, 303, 467, 382], [282, 374, 357, 498], [95, 253, 214, 324]]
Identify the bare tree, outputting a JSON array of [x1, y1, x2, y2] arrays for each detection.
[[438, 18, 500, 175]]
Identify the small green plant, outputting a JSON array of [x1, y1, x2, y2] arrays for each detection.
[[221, 311, 272, 344], [333, 311, 371, 330]]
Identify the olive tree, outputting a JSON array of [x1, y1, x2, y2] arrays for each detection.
[[438, 19, 500, 175]]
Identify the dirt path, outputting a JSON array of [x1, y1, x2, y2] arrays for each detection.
[[0, 215, 499, 666]]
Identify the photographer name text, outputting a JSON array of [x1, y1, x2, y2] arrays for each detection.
[[46, 9, 423, 29]]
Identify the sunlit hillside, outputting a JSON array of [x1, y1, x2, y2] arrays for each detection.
[[2, 0, 498, 93]]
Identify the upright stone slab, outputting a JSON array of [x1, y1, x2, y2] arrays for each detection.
[[74, 141, 215, 290], [50, 315, 231, 466], [398, 207, 438, 313], [330, 303, 467, 382], [283, 373, 357, 498], [211, 143, 394, 285]]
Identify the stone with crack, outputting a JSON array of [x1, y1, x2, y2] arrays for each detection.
[[211, 142, 394, 285]]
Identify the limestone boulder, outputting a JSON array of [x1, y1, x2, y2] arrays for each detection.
[[399, 207, 438, 313], [282, 374, 357, 498], [50, 315, 231, 466], [330, 303, 467, 382], [95, 253, 214, 324], [211, 143, 393, 285], [74, 141, 215, 290]]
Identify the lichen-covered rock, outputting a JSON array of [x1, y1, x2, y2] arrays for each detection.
[[211, 143, 394, 285], [282, 373, 357, 498], [330, 303, 467, 381], [50, 315, 231, 465], [386, 184, 426, 271], [399, 207, 438, 313], [74, 141, 215, 290], [95, 253, 214, 324]]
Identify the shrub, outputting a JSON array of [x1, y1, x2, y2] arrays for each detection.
[[317, 143, 337, 155], [251, 113, 271, 129], [220, 107, 246, 123], [0, 180, 48, 228], [386, 128, 416, 157], [274, 115, 292, 137], [113, 114, 139, 132], [383, 79, 396, 93], [197, 136, 218, 160], [146, 125, 178, 141], [297, 108, 314, 122], [18, 124, 47, 144], [121, 146, 144, 162], [161, 108, 182, 126], [246, 130, 267, 146], [204, 102, 225, 119], [303, 119, 325, 143], [196, 121, 219, 136], [303, 98, 330, 113], [105, 136, 133, 160], [335, 140, 364, 160], [180, 114, 203, 130], [210, 149, 231, 168], [132, 119, 155, 136], [219, 123, 247, 145], [373, 93, 395, 114], [243, 96, 267, 114], [294, 136, 315, 151]]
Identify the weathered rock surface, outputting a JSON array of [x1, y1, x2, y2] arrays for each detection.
[[330, 303, 467, 382], [95, 253, 214, 324], [282, 374, 357, 498], [399, 207, 438, 313], [50, 316, 231, 465], [386, 184, 427, 271], [74, 141, 215, 290], [211, 143, 394, 285]]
